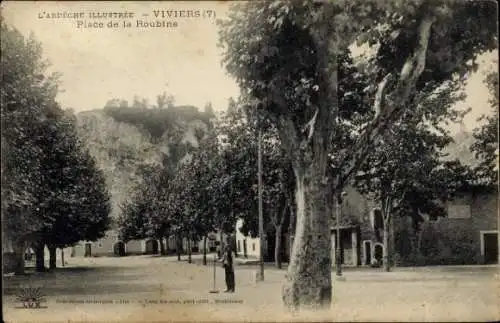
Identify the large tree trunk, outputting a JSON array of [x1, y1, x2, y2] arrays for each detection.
[[275, 224, 283, 269], [203, 236, 207, 265], [159, 237, 166, 256], [282, 165, 332, 310], [48, 244, 57, 270], [35, 243, 45, 272]]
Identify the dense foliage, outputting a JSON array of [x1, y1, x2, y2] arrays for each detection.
[[103, 97, 215, 142], [1, 17, 111, 273], [471, 68, 499, 184]]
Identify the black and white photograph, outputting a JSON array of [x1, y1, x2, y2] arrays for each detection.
[[1, 1, 498, 322]]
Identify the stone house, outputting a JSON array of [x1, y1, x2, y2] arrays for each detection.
[[331, 183, 498, 267], [415, 185, 498, 265], [233, 181, 497, 267]]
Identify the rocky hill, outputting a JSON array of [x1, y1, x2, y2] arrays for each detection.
[[75, 107, 211, 222]]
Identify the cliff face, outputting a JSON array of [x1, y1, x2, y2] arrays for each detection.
[[75, 109, 209, 221]]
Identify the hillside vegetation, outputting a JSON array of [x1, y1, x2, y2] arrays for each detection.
[[75, 103, 213, 222]]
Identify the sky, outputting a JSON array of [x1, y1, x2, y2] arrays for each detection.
[[2, 1, 497, 134]]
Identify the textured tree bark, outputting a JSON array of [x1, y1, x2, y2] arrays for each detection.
[[48, 244, 57, 270], [282, 163, 332, 310], [203, 236, 207, 265], [35, 243, 45, 272], [275, 224, 282, 269]]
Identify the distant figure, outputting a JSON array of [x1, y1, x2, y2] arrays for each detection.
[[219, 244, 235, 292]]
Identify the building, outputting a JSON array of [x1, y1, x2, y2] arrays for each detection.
[[418, 186, 498, 265], [330, 185, 377, 267], [334, 184, 499, 267], [235, 183, 498, 268], [235, 219, 262, 258], [68, 229, 220, 258], [234, 218, 291, 262]]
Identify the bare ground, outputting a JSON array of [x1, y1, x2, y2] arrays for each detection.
[[3, 254, 499, 322]]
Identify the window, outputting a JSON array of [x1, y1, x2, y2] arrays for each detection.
[[98, 241, 103, 248], [448, 204, 471, 219], [252, 243, 255, 251]]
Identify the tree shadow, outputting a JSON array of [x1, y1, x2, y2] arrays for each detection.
[[3, 265, 160, 297]]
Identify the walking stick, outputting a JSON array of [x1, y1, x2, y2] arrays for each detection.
[[209, 254, 219, 293]]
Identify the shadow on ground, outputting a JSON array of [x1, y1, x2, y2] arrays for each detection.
[[3, 265, 162, 297]]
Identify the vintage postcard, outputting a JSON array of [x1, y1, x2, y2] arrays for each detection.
[[2, 1, 499, 322]]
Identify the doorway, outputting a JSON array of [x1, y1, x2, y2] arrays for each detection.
[[374, 243, 383, 263], [145, 240, 159, 255], [363, 241, 372, 265], [481, 232, 498, 264], [84, 243, 92, 257], [113, 241, 126, 257]]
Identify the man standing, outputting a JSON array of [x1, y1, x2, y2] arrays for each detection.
[[220, 244, 235, 292]]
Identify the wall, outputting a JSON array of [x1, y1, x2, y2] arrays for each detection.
[[70, 230, 149, 257], [399, 190, 498, 266], [196, 234, 218, 253], [126, 240, 144, 254], [235, 219, 261, 258], [471, 190, 498, 263]]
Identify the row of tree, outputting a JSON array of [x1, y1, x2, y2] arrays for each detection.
[[1, 17, 111, 274], [116, 99, 296, 268]]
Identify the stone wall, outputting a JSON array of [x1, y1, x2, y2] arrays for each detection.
[[396, 190, 498, 266]]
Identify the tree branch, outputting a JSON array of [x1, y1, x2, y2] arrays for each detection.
[[277, 116, 302, 171], [279, 199, 287, 226], [393, 190, 407, 209], [373, 73, 393, 121], [335, 14, 435, 191], [302, 108, 319, 145]]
